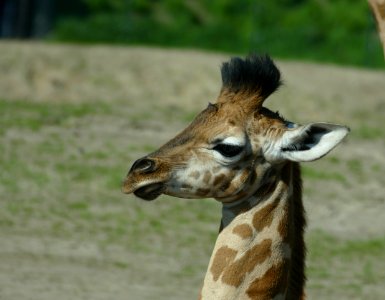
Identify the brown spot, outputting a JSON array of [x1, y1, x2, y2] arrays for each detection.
[[277, 207, 290, 242], [181, 183, 192, 189], [223, 198, 252, 218], [254, 180, 276, 199], [377, 2, 385, 19], [203, 171, 212, 184], [228, 119, 236, 126], [252, 199, 279, 232], [234, 190, 248, 201], [232, 224, 253, 239], [238, 169, 250, 184], [219, 178, 232, 192], [247, 169, 257, 187], [213, 174, 226, 187], [232, 165, 242, 171], [189, 171, 200, 180], [221, 239, 272, 287], [210, 246, 238, 282], [196, 188, 210, 196], [246, 260, 289, 299], [230, 204, 251, 216], [212, 166, 221, 174]]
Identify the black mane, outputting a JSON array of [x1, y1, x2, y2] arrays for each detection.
[[221, 54, 282, 99]]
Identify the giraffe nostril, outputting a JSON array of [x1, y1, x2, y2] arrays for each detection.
[[130, 157, 156, 174]]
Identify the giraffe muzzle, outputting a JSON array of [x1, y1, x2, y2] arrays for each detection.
[[123, 157, 170, 200], [129, 157, 157, 174], [133, 182, 165, 201]]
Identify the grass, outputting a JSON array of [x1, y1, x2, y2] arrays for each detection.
[[302, 166, 347, 184], [307, 231, 385, 298], [353, 125, 383, 140], [0, 100, 112, 133]]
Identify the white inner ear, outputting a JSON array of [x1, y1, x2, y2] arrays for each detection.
[[269, 123, 349, 162]]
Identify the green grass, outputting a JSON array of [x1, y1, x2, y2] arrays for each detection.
[[307, 231, 385, 296], [302, 166, 347, 184], [347, 159, 364, 177], [308, 231, 385, 261], [0, 99, 112, 133], [352, 125, 383, 140]]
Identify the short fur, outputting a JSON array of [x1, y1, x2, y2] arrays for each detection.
[[221, 54, 282, 99]]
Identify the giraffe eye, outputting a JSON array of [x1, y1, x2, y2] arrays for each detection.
[[213, 144, 243, 157]]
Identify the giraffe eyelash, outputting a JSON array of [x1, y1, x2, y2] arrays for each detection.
[[213, 144, 244, 157], [275, 110, 288, 122]]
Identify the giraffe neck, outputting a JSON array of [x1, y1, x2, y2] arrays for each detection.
[[200, 162, 306, 300], [220, 179, 277, 231]]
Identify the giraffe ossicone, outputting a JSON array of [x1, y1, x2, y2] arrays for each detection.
[[122, 54, 349, 299], [368, 0, 385, 57]]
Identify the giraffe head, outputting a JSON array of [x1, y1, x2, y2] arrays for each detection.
[[122, 54, 349, 202]]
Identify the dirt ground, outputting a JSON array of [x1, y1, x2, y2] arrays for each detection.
[[0, 41, 384, 300]]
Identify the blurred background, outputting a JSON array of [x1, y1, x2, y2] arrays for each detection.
[[0, 0, 384, 67], [0, 1, 384, 300]]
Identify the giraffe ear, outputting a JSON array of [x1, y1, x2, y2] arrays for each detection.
[[264, 123, 350, 162]]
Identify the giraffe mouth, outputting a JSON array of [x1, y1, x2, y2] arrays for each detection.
[[134, 182, 165, 201]]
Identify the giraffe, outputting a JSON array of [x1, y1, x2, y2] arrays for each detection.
[[368, 0, 385, 57], [122, 54, 349, 299]]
